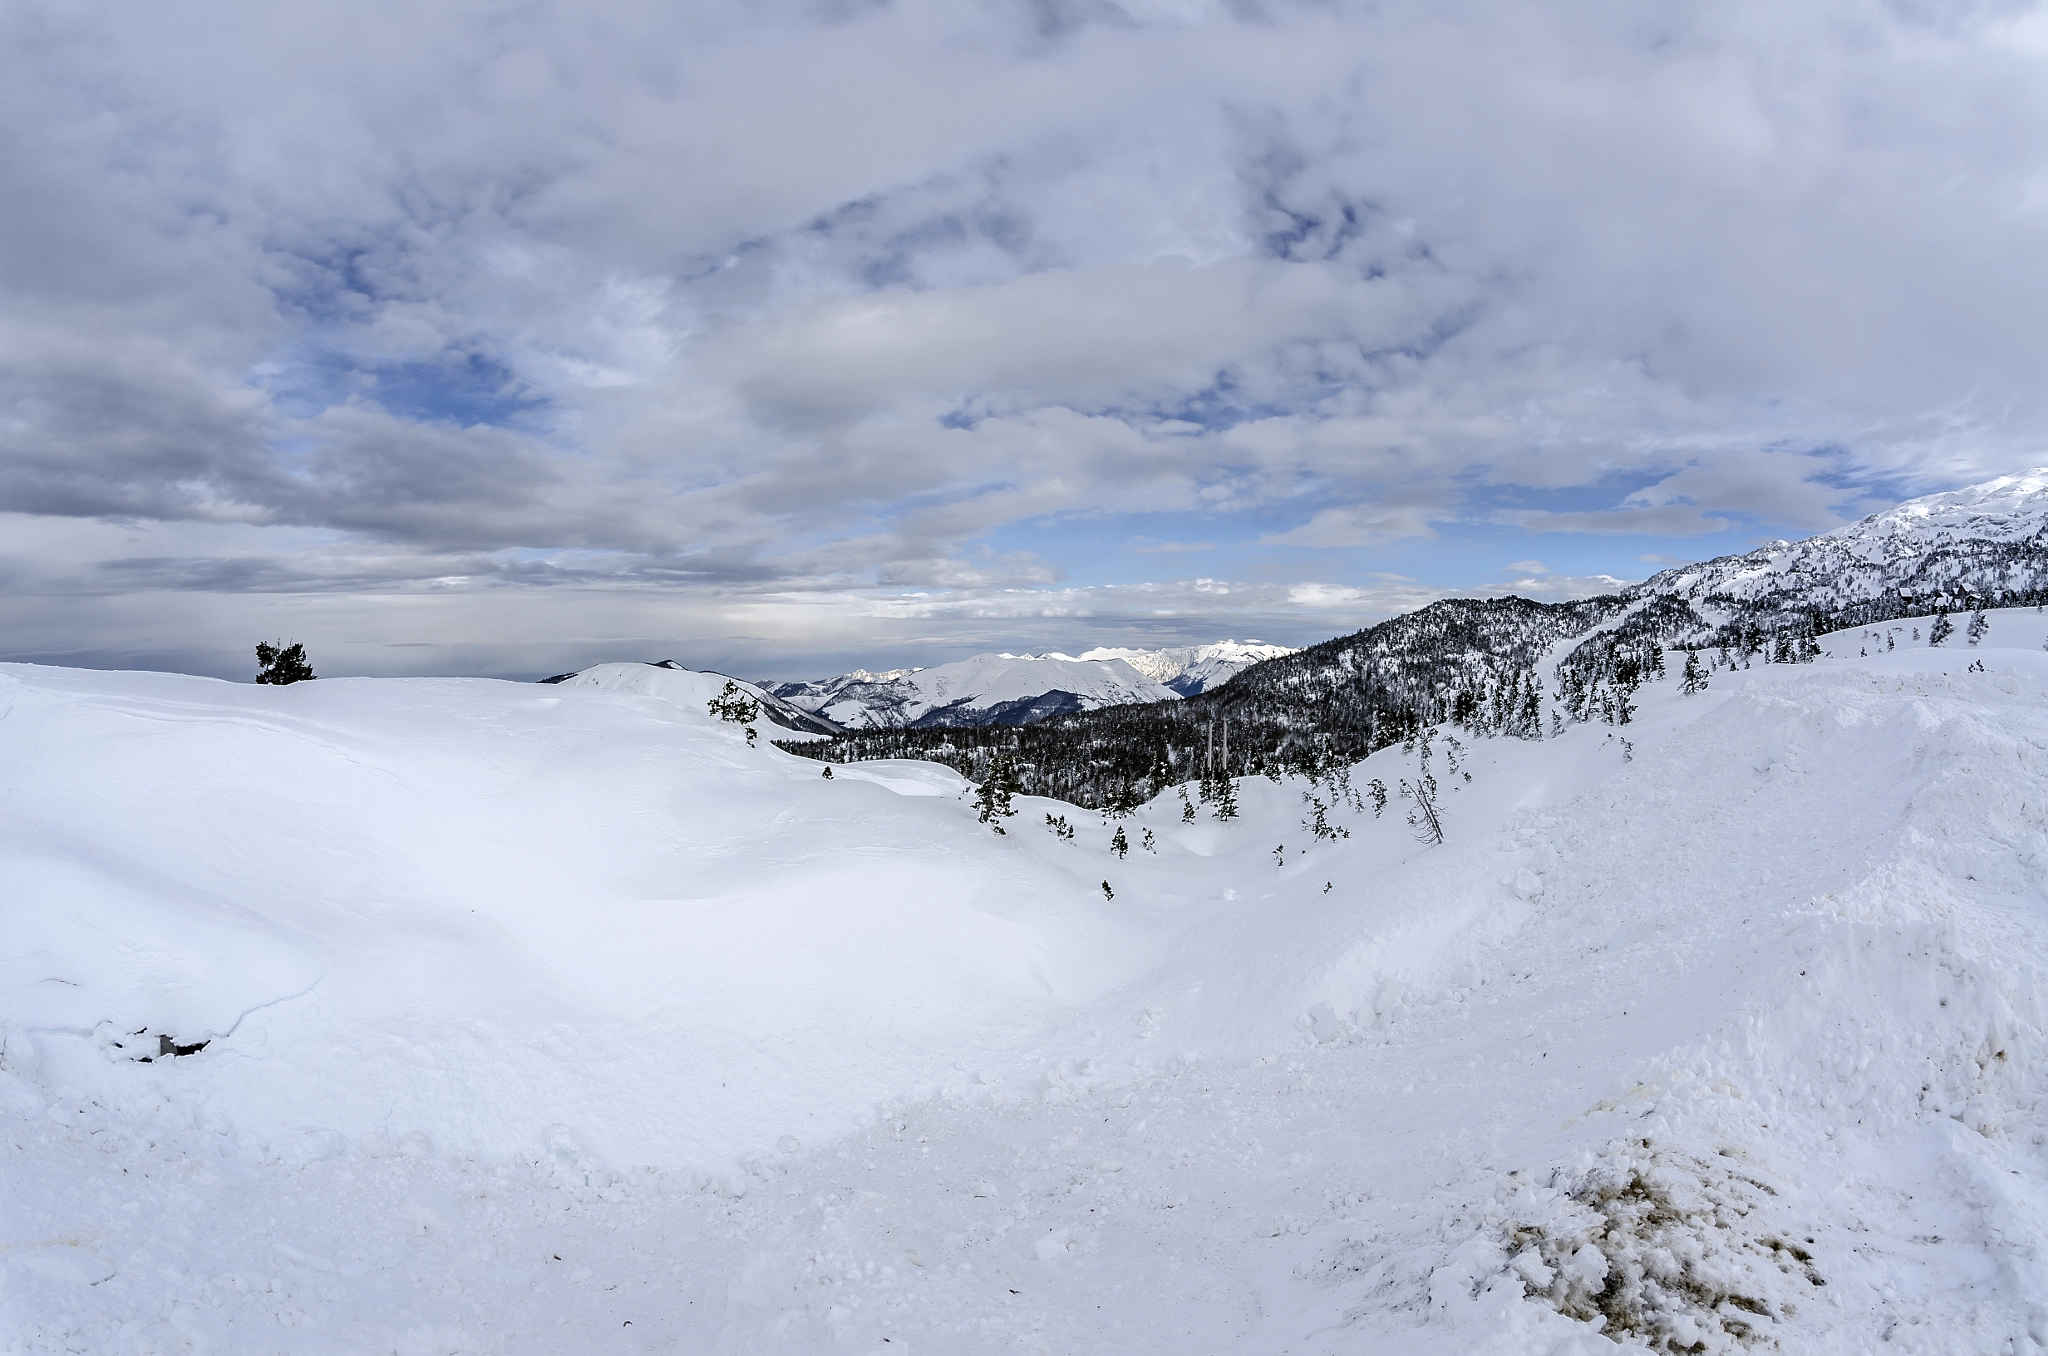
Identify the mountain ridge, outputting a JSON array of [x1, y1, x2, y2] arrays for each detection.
[[787, 469, 2048, 807]]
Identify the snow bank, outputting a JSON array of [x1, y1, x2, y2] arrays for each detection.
[[0, 664, 1144, 1166], [8, 609, 2048, 1352]]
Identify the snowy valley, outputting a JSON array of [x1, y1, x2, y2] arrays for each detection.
[[7, 601, 2048, 1352]]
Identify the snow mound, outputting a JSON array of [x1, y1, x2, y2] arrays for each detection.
[[10, 611, 2048, 1351], [0, 664, 1140, 1165], [552, 660, 839, 736]]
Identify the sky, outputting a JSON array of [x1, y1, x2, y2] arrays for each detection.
[[3, 0, 2046, 682]]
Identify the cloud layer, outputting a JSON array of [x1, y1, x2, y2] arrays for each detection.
[[4, 0, 2046, 675]]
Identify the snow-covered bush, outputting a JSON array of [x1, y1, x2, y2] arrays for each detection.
[[1502, 1140, 1823, 1353]]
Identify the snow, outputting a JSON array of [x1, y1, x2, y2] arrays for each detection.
[[555, 661, 837, 737], [1635, 466, 2048, 615], [8, 611, 2048, 1351], [774, 651, 1180, 728], [1070, 640, 1296, 693]]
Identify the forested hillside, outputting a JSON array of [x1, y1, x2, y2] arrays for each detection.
[[788, 472, 2048, 808]]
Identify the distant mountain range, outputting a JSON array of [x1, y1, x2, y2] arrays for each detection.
[[767, 640, 1294, 730], [1066, 641, 1296, 695], [542, 473, 2048, 797], [541, 642, 1296, 735], [788, 470, 2048, 808]]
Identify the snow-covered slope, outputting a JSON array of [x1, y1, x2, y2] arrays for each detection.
[[548, 660, 841, 736], [771, 650, 1180, 729], [1634, 467, 2048, 618], [1072, 638, 1296, 694], [10, 619, 2048, 1351]]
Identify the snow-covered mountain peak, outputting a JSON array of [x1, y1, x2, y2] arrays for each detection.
[[1072, 639, 1296, 694], [1630, 468, 2048, 622], [768, 640, 1292, 729], [770, 650, 1180, 730]]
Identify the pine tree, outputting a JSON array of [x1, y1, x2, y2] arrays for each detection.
[[1967, 607, 1990, 647], [1681, 650, 1709, 694], [973, 754, 1018, 833], [1211, 774, 1239, 822], [1102, 780, 1141, 819], [254, 641, 316, 685], [1928, 609, 1954, 647], [707, 680, 761, 747], [1110, 825, 1129, 859], [1180, 788, 1197, 823]]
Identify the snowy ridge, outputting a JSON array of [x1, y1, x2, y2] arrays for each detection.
[[549, 660, 842, 736], [770, 650, 1181, 729], [1631, 467, 2048, 621], [10, 616, 2048, 1349], [1070, 639, 1296, 694]]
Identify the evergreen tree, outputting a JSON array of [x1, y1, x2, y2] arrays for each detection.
[[1211, 774, 1239, 822], [1681, 650, 1709, 694], [254, 641, 316, 685], [1928, 608, 1954, 646], [1967, 607, 1990, 646], [1110, 825, 1129, 859], [707, 680, 761, 746], [973, 754, 1018, 833]]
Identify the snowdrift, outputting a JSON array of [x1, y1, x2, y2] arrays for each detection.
[[7, 611, 2048, 1352], [0, 664, 1146, 1166]]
